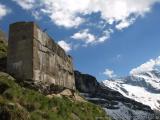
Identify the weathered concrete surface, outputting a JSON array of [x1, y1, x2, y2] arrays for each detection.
[[7, 22, 33, 81], [7, 22, 75, 93]]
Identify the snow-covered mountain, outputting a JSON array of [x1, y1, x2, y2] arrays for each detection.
[[103, 69, 160, 111], [82, 92, 155, 120], [74, 71, 156, 120]]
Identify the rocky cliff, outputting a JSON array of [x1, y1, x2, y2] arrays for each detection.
[[74, 71, 156, 120], [74, 71, 98, 93]]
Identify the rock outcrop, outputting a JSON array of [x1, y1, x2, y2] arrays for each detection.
[[74, 71, 99, 93], [7, 22, 75, 94], [74, 71, 156, 120]]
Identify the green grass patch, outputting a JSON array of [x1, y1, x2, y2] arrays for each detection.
[[0, 73, 111, 120]]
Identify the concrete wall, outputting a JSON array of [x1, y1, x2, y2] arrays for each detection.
[[7, 22, 33, 80], [32, 23, 75, 89], [7, 22, 75, 90]]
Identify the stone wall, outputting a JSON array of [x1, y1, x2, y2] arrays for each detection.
[[7, 22, 75, 91], [7, 22, 33, 80]]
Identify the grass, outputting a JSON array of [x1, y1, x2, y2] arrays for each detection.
[[0, 73, 111, 120], [0, 29, 111, 120]]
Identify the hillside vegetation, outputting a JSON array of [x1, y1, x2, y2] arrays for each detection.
[[0, 29, 111, 120], [0, 72, 111, 120]]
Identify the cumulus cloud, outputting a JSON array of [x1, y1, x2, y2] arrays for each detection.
[[58, 40, 72, 52], [96, 0, 159, 29], [39, 0, 87, 28], [71, 29, 113, 45], [0, 4, 10, 20], [103, 69, 117, 78], [98, 29, 113, 43], [12, 0, 36, 10], [130, 56, 160, 75], [71, 29, 96, 44], [12, 0, 160, 29], [12, 0, 160, 48], [115, 18, 136, 30]]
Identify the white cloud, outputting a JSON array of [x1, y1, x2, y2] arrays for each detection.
[[0, 4, 10, 20], [115, 18, 136, 30], [32, 11, 41, 20], [58, 40, 72, 52], [12, 0, 160, 29], [130, 56, 160, 75], [71, 29, 96, 44], [71, 28, 113, 45], [11, 0, 160, 48], [103, 69, 117, 78], [97, 29, 113, 43], [12, 0, 36, 10], [40, 0, 87, 28], [96, 0, 159, 29]]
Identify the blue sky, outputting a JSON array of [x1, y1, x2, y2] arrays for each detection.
[[0, 0, 160, 81]]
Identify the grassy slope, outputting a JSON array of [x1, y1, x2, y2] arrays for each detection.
[[0, 27, 158, 120], [0, 29, 111, 120], [0, 73, 111, 120]]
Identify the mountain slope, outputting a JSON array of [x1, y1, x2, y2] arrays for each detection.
[[103, 70, 160, 111], [0, 29, 110, 120], [74, 71, 156, 120], [0, 72, 110, 120]]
